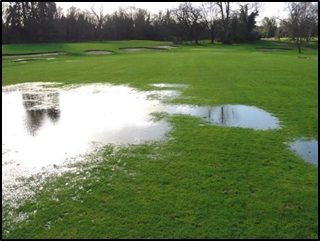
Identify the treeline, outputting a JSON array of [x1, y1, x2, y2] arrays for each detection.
[[2, 2, 263, 44], [2, 2, 318, 46]]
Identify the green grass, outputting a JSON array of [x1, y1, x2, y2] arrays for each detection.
[[2, 40, 318, 238]]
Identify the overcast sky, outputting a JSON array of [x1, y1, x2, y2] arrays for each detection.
[[55, 2, 289, 23]]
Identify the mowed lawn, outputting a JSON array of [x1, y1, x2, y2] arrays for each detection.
[[2, 40, 318, 238]]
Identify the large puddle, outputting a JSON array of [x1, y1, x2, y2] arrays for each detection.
[[289, 138, 318, 165], [2, 83, 171, 207], [2, 82, 281, 208]]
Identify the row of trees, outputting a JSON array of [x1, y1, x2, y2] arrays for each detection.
[[2, 2, 318, 49], [2, 2, 262, 44]]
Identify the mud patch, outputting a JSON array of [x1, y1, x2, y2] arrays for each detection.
[[288, 138, 318, 164]]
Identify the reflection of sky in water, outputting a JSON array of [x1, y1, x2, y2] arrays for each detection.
[[2, 83, 170, 170], [289, 139, 318, 165], [165, 104, 280, 130], [2, 83, 171, 207]]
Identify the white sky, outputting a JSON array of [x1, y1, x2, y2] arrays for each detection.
[[56, 2, 289, 23]]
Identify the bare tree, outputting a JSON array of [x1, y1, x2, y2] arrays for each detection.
[[216, 2, 231, 43], [201, 2, 218, 44], [260, 17, 278, 38], [173, 2, 204, 44], [284, 2, 317, 53], [91, 4, 105, 40]]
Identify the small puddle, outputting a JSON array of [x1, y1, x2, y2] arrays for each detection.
[[288, 138, 318, 164], [164, 104, 280, 130], [85, 50, 113, 55]]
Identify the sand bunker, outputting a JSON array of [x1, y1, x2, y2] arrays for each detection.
[[85, 50, 113, 55], [12, 57, 56, 63], [13, 58, 37, 63], [120, 47, 165, 52], [154, 45, 177, 49], [256, 47, 292, 52], [3, 52, 65, 59]]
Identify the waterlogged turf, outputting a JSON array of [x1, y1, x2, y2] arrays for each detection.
[[1, 40, 318, 238]]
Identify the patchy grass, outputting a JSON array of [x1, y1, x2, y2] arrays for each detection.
[[2, 40, 318, 238]]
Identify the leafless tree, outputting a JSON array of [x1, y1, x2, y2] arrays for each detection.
[[173, 2, 204, 44], [216, 2, 231, 43], [284, 2, 317, 53], [201, 2, 218, 44], [91, 4, 105, 39]]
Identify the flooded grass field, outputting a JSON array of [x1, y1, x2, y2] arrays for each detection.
[[2, 40, 318, 239]]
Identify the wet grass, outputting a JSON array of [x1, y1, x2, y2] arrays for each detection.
[[2, 40, 318, 238]]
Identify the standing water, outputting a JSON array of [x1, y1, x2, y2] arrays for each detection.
[[2, 83, 171, 207], [2, 82, 282, 208], [289, 138, 318, 165]]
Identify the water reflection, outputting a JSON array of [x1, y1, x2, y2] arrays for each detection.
[[289, 138, 318, 165], [165, 104, 280, 130], [22, 91, 60, 135], [2, 83, 173, 208]]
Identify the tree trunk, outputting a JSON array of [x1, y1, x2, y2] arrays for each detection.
[[210, 29, 215, 44], [297, 39, 301, 54]]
